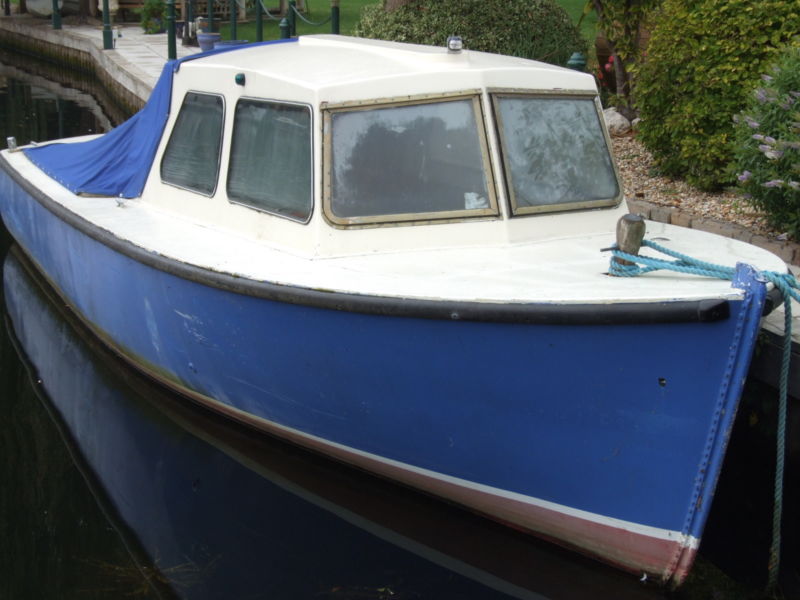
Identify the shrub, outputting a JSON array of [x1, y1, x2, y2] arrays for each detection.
[[733, 47, 800, 239], [139, 0, 165, 34], [355, 0, 587, 67], [635, 0, 800, 191]]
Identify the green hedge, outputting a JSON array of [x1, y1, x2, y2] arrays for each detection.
[[635, 0, 800, 190], [355, 0, 587, 67]]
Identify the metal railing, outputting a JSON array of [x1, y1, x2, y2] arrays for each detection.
[[46, 0, 339, 58], [251, 0, 340, 41], [190, 0, 340, 56]]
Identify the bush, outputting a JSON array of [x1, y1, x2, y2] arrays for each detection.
[[635, 0, 800, 190], [355, 0, 587, 67], [139, 0, 165, 34], [733, 47, 800, 239]]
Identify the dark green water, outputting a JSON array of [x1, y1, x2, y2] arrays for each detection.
[[0, 57, 796, 600]]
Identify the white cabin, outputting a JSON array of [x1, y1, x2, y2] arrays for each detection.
[[144, 35, 621, 256]]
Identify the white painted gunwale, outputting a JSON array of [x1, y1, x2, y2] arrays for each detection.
[[4, 146, 786, 305], [3, 36, 787, 305]]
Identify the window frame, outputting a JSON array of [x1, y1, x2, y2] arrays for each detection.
[[491, 89, 622, 216], [322, 91, 499, 228], [160, 91, 226, 198], [226, 96, 315, 224]]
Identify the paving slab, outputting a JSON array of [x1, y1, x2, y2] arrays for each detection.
[[54, 21, 202, 90]]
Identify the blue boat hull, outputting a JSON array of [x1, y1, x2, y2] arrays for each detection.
[[0, 163, 768, 583], [5, 249, 665, 598]]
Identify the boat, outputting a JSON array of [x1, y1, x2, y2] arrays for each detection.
[[0, 35, 790, 585]]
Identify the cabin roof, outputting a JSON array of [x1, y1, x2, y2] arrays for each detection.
[[178, 35, 596, 101]]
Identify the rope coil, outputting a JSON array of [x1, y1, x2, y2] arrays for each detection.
[[608, 239, 799, 591]]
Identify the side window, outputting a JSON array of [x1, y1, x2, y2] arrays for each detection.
[[227, 99, 312, 222], [161, 92, 224, 195]]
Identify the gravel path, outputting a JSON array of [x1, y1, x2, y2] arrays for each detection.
[[611, 135, 783, 239]]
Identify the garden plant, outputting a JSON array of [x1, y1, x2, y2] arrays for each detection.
[[139, 0, 166, 34], [355, 0, 586, 67], [580, 0, 658, 118], [733, 46, 800, 240], [635, 0, 800, 191]]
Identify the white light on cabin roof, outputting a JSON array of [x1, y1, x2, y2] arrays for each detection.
[[447, 36, 463, 53]]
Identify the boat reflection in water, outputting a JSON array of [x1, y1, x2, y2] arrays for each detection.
[[2, 247, 661, 600]]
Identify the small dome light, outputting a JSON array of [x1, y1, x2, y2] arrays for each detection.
[[235, 72, 246, 86], [447, 36, 463, 53]]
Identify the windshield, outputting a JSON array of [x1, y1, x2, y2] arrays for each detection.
[[493, 95, 619, 214], [325, 96, 496, 225]]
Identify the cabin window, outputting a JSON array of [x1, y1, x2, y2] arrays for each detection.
[[227, 99, 312, 222], [324, 96, 496, 225], [161, 92, 224, 196], [493, 94, 620, 215]]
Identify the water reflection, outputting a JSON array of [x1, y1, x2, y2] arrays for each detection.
[[0, 62, 113, 144], [0, 48, 132, 128]]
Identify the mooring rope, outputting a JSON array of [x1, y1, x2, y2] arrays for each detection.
[[608, 239, 799, 591], [289, 1, 331, 26], [256, 0, 281, 20]]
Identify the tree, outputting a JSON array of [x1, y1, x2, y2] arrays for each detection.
[[583, 0, 659, 119]]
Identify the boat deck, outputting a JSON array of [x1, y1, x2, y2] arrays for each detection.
[[3, 144, 790, 307]]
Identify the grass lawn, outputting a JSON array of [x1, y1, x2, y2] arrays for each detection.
[[220, 0, 597, 54]]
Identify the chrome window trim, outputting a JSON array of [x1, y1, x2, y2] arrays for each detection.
[[226, 96, 314, 225], [160, 91, 225, 198], [490, 91, 622, 216], [322, 92, 499, 228]]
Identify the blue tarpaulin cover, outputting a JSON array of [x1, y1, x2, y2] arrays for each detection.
[[24, 39, 296, 199]]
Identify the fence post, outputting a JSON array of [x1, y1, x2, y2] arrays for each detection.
[[230, 0, 237, 40], [279, 17, 290, 38], [167, 0, 177, 59], [184, 0, 194, 45], [102, 0, 113, 48], [255, 0, 263, 41], [330, 0, 339, 34], [288, 0, 296, 36], [51, 0, 61, 29], [208, 0, 214, 32]]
